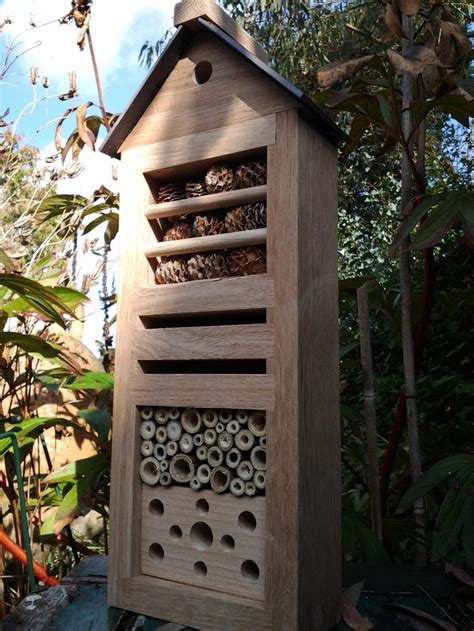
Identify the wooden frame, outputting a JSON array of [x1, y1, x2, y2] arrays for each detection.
[[105, 5, 341, 629]]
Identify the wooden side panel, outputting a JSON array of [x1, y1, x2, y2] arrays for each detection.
[[297, 116, 341, 629], [121, 35, 291, 150], [108, 164, 156, 604]]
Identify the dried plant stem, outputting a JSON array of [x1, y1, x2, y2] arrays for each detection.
[[86, 29, 109, 130], [357, 283, 382, 542], [400, 15, 426, 566]]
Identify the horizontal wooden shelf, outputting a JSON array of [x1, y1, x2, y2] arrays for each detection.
[[145, 185, 267, 220], [144, 227, 267, 259]]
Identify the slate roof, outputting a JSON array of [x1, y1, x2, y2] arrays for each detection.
[[100, 17, 347, 158]]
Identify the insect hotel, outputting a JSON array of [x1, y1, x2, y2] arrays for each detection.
[[101, 1, 344, 628]]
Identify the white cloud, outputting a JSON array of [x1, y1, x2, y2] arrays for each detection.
[[0, 0, 176, 95]]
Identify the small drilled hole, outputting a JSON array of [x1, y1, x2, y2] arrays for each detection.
[[190, 521, 213, 551], [241, 560, 259, 581], [220, 535, 235, 551], [196, 498, 209, 514], [149, 499, 164, 516], [194, 561, 207, 577], [149, 543, 164, 562], [169, 525, 182, 541], [238, 511, 257, 531]]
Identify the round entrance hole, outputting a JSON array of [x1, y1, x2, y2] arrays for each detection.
[[194, 561, 208, 577], [149, 543, 164, 562], [169, 525, 182, 541], [241, 560, 259, 582], [196, 498, 209, 515], [149, 498, 164, 516], [190, 521, 213, 551], [238, 510, 257, 532], [220, 535, 235, 551], [193, 61, 213, 85]]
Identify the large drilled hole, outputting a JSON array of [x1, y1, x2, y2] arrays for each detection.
[[241, 560, 259, 581], [238, 511, 257, 532], [169, 525, 182, 541], [196, 498, 209, 514], [221, 535, 235, 551], [149, 499, 164, 516], [194, 561, 208, 577], [193, 61, 213, 85], [149, 543, 164, 562], [190, 522, 213, 551]]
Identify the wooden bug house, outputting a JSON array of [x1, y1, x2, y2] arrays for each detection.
[[101, 1, 345, 628]]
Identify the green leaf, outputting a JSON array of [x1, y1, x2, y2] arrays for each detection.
[[54, 477, 92, 534], [459, 193, 474, 248], [410, 194, 460, 250], [0, 417, 76, 455], [0, 332, 59, 358], [400, 454, 474, 510], [82, 212, 119, 236], [390, 194, 446, 252], [77, 408, 111, 441], [64, 371, 114, 391], [43, 453, 109, 485]]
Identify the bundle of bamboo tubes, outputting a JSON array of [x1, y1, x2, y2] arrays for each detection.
[[138, 407, 267, 496]]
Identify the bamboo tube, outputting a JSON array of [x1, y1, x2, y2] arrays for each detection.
[[226, 420, 240, 435], [154, 444, 167, 461], [237, 460, 254, 481], [140, 407, 153, 421], [204, 428, 217, 446], [154, 407, 169, 425], [217, 432, 233, 452], [230, 477, 245, 497], [159, 460, 169, 472], [210, 466, 231, 494], [250, 446, 266, 471], [196, 445, 208, 461], [141, 440, 154, 457], [181, 408, 203, 434], [140, 420, 156, 440], [190, 476, 202, 491], [202, 409, 218, 428], [226, 447, 242, 469], [168, 407, 180, 420], [193, 434, 204, 447], [167, 420, 182, 441], [248, 411, 266, 437], [245, 481, 256, 496], [259, 436, 267, 449], [179, 433, 194, 454], [139, 457, 161, 486], [215, 422, 225, 434], [219, 409, 233, 423], [207, 446, 224, 468], [170, 454, 195, 483], [253, 471, 266, 490], [166, 441, 178, 457], [160, 471, 171, 486], [235, 429, 255, 451], [235, 410, 249, 424], [155, 427, 167, 444], [196, 463, 211, 484]]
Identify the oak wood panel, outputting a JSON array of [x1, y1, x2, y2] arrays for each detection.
[[174, 0, 269, 63], [131, 324, 274, 360], [117, 575, 272, 631], [144, 228, 266, 259], [121, 115, 275, 173], [120, 35, 290, 150], [132, 274, 274, 316], [141, 486, 265, 600], [128, 374, 275, 410], [145, 185, 267, 220]]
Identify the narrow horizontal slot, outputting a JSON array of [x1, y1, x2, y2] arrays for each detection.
[[139, 359, 266, 374], [141, 309, 266, 328]]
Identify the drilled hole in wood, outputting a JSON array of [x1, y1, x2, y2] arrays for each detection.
[[220, 535, 235, 551], [149, 543, 164, 562], [241, 560, 259, 581], [196, 498, 209, 514], [169, 525, 182, 541], [238, 511, 257, 532], [190, 521, 213, 551], [149, 499, 164, 516], [193, 61, 213, 85], [194, 561, 208, 577]]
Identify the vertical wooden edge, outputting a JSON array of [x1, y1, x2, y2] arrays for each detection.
[[297, 114, 341, 629]]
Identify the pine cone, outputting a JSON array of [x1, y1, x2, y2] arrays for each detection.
[[157, 183, 185, 203], [205, 163, 234, 193], [155, 257, 189, 284], [225, 203, 267, 233], [186, 181, 207, 198], [187, 252, 228, 281], [227, 247, 266, 276], [163, 217, 193, 241], [235, 161, 267, 189], [193, 214, 225, 237]]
